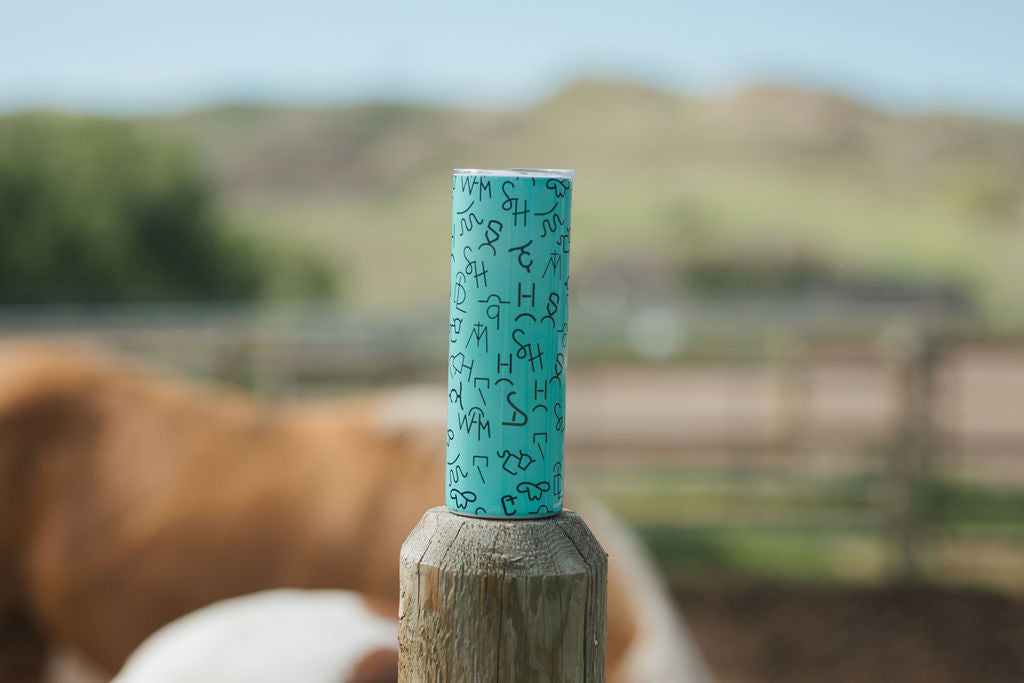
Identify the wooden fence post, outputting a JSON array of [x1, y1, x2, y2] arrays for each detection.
[[398, 507, 607, 682], [885, 328, 940, 580]]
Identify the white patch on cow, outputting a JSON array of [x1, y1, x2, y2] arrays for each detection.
[[112, 589, 397, 683]]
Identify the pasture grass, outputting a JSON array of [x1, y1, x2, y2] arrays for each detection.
[[128, 81, 1024, 326], [578, 465, 1024, 590]]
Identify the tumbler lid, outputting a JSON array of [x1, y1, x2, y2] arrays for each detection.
[[454, 168, 574, 179]]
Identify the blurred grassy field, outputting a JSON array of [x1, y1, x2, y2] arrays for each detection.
[[126, 81, 1024, 325], [578, 465, 1024, 591]]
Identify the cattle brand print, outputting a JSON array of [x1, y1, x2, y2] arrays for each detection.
[[446, 169, 572, 518]]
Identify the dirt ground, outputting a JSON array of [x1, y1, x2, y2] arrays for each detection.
[[674, 583, 1024, 683]]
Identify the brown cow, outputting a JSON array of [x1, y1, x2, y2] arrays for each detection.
[[0, 342, 706, 683]]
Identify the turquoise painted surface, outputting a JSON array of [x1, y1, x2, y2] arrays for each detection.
[[446, 171, 572, 518]]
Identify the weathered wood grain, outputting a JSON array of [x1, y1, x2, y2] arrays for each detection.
[[398, 507, 607, 682]]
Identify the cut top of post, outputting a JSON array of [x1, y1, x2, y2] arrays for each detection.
[[398, 507, 607, 682]]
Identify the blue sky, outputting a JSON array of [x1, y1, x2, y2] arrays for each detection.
[[2, 0, 1022, 119]]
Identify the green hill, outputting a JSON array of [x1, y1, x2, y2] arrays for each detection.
[[112, 82, 1024, 322]]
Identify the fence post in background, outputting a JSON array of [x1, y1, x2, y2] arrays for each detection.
[[885, 326, 941, 580], [398, 507, 607, 682], [771, 330, 808, 453]]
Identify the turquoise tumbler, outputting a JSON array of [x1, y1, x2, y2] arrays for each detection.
[[446, 168, 572, 518]]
